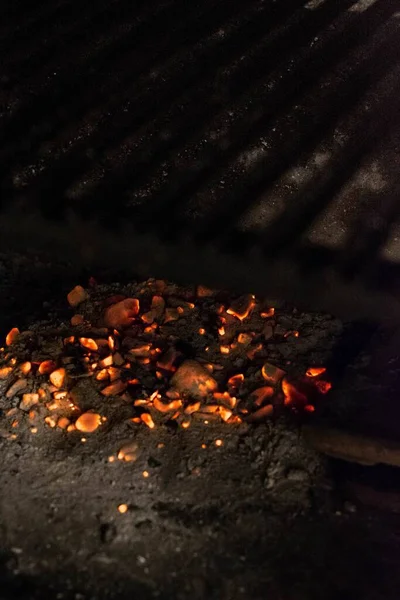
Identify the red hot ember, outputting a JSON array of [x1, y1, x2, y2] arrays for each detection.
[[0, 280, 333, 437]]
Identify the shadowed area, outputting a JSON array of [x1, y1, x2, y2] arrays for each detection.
[[0, 0, 399, 319]]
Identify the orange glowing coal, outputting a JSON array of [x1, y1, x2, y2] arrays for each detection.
[[67, 285, 88, 307], [261, 362, 286, 385], [104, 298, 140, 329], [250, 386, 274, 407], [79, 337, 98, 351], [6, 327, 20, 346], [306, 367, 327, 378], [260, 308, 275, 318], [75, 412, 102, 433], [38, 360, 56, 375], [281, 378, 308, 407], [141, 413, 155, 429], [49, 368, 66, 389], [227, 373, 244, 389], [213, 392, 237, 409], [226, 294, 256, 321], [315, 380, 332, 394], [153, 397, 183, 413], [101, 380, 128, 396]]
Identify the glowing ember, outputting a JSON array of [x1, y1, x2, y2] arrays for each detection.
[[19, 362, 31, 375], [218, 326, 226, 336], [156, 347, 177, 371], [99, 355, 114, 367], [315, 380, 332, 394], [219, 407, 233, 422], [281, 378, 308, 408], [0, 367, 13, 379], [215, 439, 223, 447], [118, 504, 128, 514], [19, 393, 39, 411], [237, 333, 252, 345], [142, 470, 150, 478], [104, 298, 140, 329], [213, 392, 237, 409], [75, 412, 102, 433], [261, 362, 286, 384], [142, 295, 165, 323], [96, 368, 109, 381], [67, 285, 88, 307], [129, 344, 151, 358], [220, 345, 230, 354], [6, 327, 20, 346], [79, 337, 98, 351], [49, 368, 66, 389], [153, 397, 183, 413], [101, 381, 128, 396], [118, 442, 139, 462], [164, 308, 181, 323], [184, 401, 201, 414], [227, 294, 255, 321], [198, 328, 206, 335], [57, 417, 71, 429], [260, 308, 275, 318], [71, 315, 85, 326], [170, 360, 218, 400], [250, 386, 274, 407], [306, 367, 327, 377], [38, 360, 56, 375], [227, 373, 244, 389], [141, 413, 155, 429]]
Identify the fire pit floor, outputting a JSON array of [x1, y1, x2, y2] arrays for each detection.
[[0, 422, 399, 600]]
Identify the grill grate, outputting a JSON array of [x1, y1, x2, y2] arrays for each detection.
[[0, 0, 399, 320]]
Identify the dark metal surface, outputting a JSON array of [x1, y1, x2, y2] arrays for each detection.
[[0, 0, 399, 320]]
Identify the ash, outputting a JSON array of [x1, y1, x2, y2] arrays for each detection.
[[0, 277, 398, 600]]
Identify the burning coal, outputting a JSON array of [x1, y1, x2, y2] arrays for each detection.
[[0, 279, 331, 438]]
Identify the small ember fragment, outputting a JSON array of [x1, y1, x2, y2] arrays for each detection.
[[306, 367, 327, 378], [250, 386, 274, 407], [6, 327, 20, 346], [261, 362, 286, 385], [153, 397, 182, 413], [0, 367, 13, 379], [49, 368, 67, 389], [79, 338, 98, 351], [67, 285, 88, 307], [118, 504, 128, 514], [19, 393, 39, 411], [75, 412, 102, 433], [282, 378, 308, 408], [141, 413, 155, 429], [38, 360, 56, 375], [196, 285, 214, 297], [101, 381, 127, 396], [170, 360, 218, 400], [227, 294, 255, 321], [315, 380, 332, 394], [118, 442, 139, 462], [104, 298, 140, 329]]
